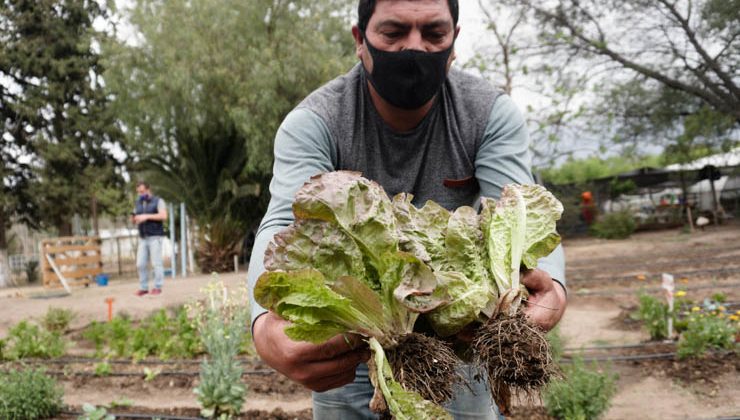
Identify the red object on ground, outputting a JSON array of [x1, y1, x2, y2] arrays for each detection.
[[135, 289, 148, 297], [104, 297, 114, 322], [151, 288, 162, 296]]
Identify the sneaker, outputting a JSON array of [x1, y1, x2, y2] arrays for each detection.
[[150, 288, 162, 296], [135, 289, 148, 297]]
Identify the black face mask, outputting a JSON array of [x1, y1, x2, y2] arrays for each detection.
[[362, 35, 454, 110]]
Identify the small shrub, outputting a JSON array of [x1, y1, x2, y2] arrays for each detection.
[[191, 280, 250, 419], [710, 292, 727, 303], [633, 294, 670, 340], [543, 358, 617, 420], [41, 307, 75, 334], [108, 317, 134, 357], [94, 362, 112, 377], [82, 321, 107, 356], [677, 315, 736, 359], [590, 211, 636, 239], [0, 368, 63, 420], [3, 321, 66, 360], [78, 403, 114, 420]]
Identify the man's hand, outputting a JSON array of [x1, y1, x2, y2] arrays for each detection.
[[521, 269, 567, 331], [133, 214, 148, 224], [253, 311, 370, 392]]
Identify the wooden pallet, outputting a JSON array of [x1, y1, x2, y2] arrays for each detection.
[[40, 236, 103, 290]]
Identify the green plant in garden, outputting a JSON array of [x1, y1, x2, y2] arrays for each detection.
[[0, 368, 63, 420], [543, 358, 617, 420], [108, 317, 134, 357], [94, 361, 112, 377], [547, 326, 565, 363], [82, 321, 107, 356], [633, 293, 671, 340], [590, 211, 636, 239], [144, 367, 161, 382], [191, 280, 250, 419], [108, 397, 134, 408], [82, 306, 203, 360], [41, 307, 75, 334], [78, 403, 114, 420], [3, 320, 66, 360], [677, 314, 737, 359], [710, 292, 727, 303]]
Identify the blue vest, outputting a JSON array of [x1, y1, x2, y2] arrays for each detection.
[[135, 196, 165, 238]]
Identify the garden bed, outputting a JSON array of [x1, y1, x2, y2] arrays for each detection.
[[1, 223, 739, 419]]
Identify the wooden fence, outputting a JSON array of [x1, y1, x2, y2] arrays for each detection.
[[40, 236, 103, 289]]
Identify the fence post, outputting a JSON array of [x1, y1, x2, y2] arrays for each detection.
[[169, 203, 176, 278], [180, 203, 187, 278], [116, 236, 122, 276]]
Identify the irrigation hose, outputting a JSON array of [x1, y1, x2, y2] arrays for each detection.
[[60, 410, 204, 420], [0, 368, 276, 377]]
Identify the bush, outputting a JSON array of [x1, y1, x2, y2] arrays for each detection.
[[633, 294, 670, 340], [191, 281, 250, 419], [41, 307, 75, 334], [543, 358, 617, 420], [3, 321, 66, 360], [677, 314, 736, 359], [0, 368, 63, 420], [590, 211, 636, 239]]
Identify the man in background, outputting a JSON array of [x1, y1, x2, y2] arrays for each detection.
[[132, 181, 167, 296]]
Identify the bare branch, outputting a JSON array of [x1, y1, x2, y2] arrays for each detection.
[[523, 0, 740, 121], [656, 0, 740, 101]]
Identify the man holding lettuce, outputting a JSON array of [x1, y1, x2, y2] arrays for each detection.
[[247, 0, 567, 418]]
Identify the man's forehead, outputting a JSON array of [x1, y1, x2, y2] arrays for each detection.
[[371, 0, 453, 22]]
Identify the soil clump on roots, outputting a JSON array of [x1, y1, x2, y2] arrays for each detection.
[[386, 332, 464, 405], [369, 332, 464, 416], [472, 311, 557, 415]]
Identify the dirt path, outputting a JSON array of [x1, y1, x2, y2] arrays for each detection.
[[0, 272, 246, 336]]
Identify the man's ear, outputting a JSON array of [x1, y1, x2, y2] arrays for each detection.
[[352, 25, 364, 59]]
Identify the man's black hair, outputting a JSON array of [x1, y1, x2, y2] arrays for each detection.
[[136, 180, 150, 189], [357, 0, 459, 33]]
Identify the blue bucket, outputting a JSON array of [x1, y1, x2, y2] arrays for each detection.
[[95, 274, 109, 287]]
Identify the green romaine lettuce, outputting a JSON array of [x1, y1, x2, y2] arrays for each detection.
[[255, 171, 450, 417]]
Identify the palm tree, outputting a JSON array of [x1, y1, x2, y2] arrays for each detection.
[[139, 123, 267, 273]]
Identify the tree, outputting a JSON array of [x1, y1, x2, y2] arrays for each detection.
[[465, 1, 596, 168], [507, 0, 739, 160], [105, 0, 355, 271], [1, 0, 125, 286]]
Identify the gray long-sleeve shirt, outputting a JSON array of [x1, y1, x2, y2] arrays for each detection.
[[247, 64, 565, 325]]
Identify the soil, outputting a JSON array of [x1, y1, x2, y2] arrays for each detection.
[[2, 222, 739, 419]]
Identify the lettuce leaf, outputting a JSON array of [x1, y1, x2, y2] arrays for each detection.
[[393, 194, 449, 268], [481, 184, 563, 315]]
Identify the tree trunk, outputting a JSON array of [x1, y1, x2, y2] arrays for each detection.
[[58, 220, 73, 237], [0, 210, 9, 288], [0, 249, 9, 289]]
